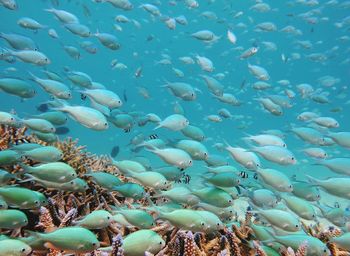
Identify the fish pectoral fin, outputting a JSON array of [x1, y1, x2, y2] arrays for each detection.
[[44, 242, 60, 251], [282, 223, 289, 228], [77, 244, 85, 249]]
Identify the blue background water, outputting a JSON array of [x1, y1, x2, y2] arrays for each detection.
[[0, 0, 349, 188]]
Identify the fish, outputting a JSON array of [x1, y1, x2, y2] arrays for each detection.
[[0, 239, 32, 256], [55, 126, 70, 135], [36, 103, 49, 112], [6, 49, 50, 66], [112, 208, 154, 229], [73, 210, 113, 229], [110, 145, 120, 158], [1, 0, 350, 253], [54, 103, 109, 131], [154, 114, 189, 131], [21, 146, 63, 163], [123, 89, 127, 102], [146, 146, 193, 169], [0, 209, 28, 229], [149, 134, 158, 140], [20, 162, 77, 182], [28, 227, 100, 253], [0, 187, 46, 209], [122, 230, 164, 255]]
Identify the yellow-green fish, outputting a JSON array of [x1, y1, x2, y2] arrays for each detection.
[[122, 230, 165, 256], [21, 162, 77, 183], [74, 210, 113, 229], [28, 227, 100, 253], [0, 239, 32, 256], [0, 209, 28, 229], [0, 187, 46, 209]]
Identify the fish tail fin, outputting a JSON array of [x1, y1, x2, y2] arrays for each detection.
[[18, 163, 32, 173], [17, 174, 35, 183], [261, 230, 276, 245], [242, 133, 254, 145], [144, 145, 158, 154], [305, 175, 320, 186], [153, 124, 162, 130], [239, 186, 249, 197], [44, 8, 54, 12], [25, 230, 44, 240], [223, 139, 231, 148], [49, 99, 69, 111], [2, 47, 13, 55], [145, 195, 162, 217], [311, 160, 324, 166], [27, 71, 38, 82]]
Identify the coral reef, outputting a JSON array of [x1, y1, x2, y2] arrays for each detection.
[[0, 125, 35, 150], [0, 125, 349, 256]]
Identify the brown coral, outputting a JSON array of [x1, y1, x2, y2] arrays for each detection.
[[36, 206, 56, 232], [1, 125, 348, 256], [0, 125, 34, 150]]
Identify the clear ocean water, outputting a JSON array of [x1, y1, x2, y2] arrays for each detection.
[[1, 0, 350, 205]]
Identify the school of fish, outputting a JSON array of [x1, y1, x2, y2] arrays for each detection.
[[0, 0, 350, 255]]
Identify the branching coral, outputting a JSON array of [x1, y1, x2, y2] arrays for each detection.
[[2, 125, 349, 256], [53, 138, 96, 175], [253, 241, 267, 256], [0, 125, 34, 150]]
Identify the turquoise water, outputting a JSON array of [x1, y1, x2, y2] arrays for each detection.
[[1, 0, 350, 206]]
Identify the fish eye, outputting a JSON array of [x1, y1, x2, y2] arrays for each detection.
[[289, 185, 292, 188], [291, 157, 295, 160], [217, 223, 220, 226], [159, 241, 163, 245], [230, 210, 233, 213], [323, 249, 327, 253], [21, 248, 26, 252], [228, 199, 232, 203], [283, 144, 286, 147], [201, 222, 205, 226], [92, 243, 96, 247], [34, 200, 39, 204], [70, 181, 74, 184], [164, 181, 167, 185], [104, 122, 108, 126], [72, 173, 75, 176], [107, 216, 110, 219], [295, 224, 299, 228]]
